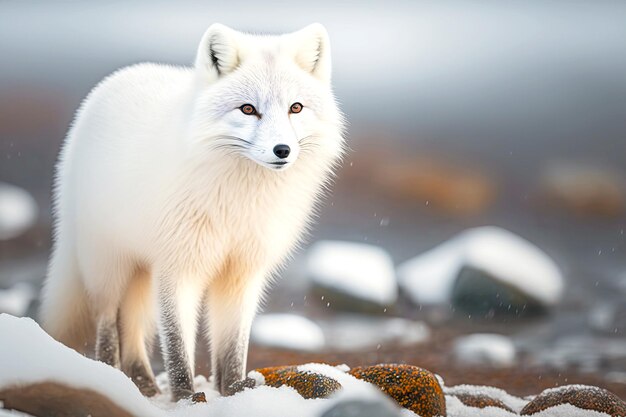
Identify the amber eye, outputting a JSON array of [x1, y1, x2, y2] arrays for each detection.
[[290, 102, 303, 114], [240, 104, 257, 115]]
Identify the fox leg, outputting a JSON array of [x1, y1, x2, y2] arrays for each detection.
[[95, 309, 121, 368], [157, 272, 202, 401], [206, 270, 265, 395], [119, 268, 160, 397], [90, 265, 129, 369]]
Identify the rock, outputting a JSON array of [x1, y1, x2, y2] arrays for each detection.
[[191, 391, 207, 403], [372, 156, 497, 216], [0, 282, 36, 316], [398, 226, 563, 316], [307, 241, 397, 313], [319, 316, 430, 351], [348, 364, 445, 417], [453, 392, 515, 412], [445, 384, 528, 412], [320, 398, 403, 417], [255, 365, 342, 399], [0, 182, 38, 240], [589, 303, 626, 335], [0, 381, 134, 417], [251, 314, 325, 351], [538, 161, 626, 218], [452, 333, 516, 368], [520, 385, 626, 416], [451, 266, 549, 316]]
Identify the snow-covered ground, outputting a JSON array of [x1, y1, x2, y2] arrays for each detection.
[[306, 241, 397, 306], [397, 226, 564, 306], [0, 315, 616, 417]]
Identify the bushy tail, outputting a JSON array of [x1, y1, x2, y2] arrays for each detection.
[[39, 245, 94, 351]]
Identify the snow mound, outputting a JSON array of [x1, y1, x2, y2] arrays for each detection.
[[0, 183, 38, 240], [452, 334, 516, 368], [0, 283, 36, 316], [397, 226, 563, 305], [307, 241, 398, 306], [251, 314, 325, 351], [0, 314, 161, 417]]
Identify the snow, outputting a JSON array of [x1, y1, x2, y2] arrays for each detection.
[[445, 384, 528, 413], [307, 241, 398, 306], [319, 315, 430, 350], [445, 395, 610, 417], [452, 334, 517, 368], [397, 226, 564, 306], [251, 314, 325, 351], [0, 183, 38, 241], [0, 283, 36, 316], [0, 314, 614, 417]]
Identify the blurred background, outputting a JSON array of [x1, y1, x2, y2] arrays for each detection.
[[1, 0, 625, 397]]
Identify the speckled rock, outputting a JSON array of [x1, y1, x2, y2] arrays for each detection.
[[255, 365, 342, 399], [453, 392, 514, 413], [320, 398, 403, 417], [521, 385, 626, 416], [348, 364, 446, 417], [191, 391, 206, 403]]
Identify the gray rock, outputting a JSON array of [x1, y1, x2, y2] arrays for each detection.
[[320, 399, 402, 417], [451, 266, 548, 317]]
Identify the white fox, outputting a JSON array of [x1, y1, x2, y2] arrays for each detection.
[[39, 23, 345, 400]]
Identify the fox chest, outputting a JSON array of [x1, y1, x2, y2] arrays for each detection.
[[160, 193, 308, 277]]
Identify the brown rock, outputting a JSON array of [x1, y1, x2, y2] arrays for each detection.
[[373, 157, 496, 217], [349, 364, 446, 417], [521, 385, 626, 416], [454, 392, 514, 413], [538, 162, 625, 218], [255, 365, 342, 399], [0, 381, 134, 417], [191, 391, 207, 403]]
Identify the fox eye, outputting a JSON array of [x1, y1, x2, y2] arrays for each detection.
[[240, 104, 257, 115], [290, 102, 303, 114]]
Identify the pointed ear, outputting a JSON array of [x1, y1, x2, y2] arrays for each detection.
[[195, 23, 241, 81], [287, 23, 332, 83]]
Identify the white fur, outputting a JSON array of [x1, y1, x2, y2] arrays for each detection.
[[40, 23, 345, 396]]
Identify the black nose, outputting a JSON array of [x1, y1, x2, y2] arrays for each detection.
[[273, 144, 291, 159]]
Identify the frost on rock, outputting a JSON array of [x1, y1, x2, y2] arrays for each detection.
[[307, 240, 398, 308], [452, 333, 517, 368], [445, 384, 529, 413], [0, 183, 38, 241], [251, 313, 325, 351], [397, 226, 564, 309]]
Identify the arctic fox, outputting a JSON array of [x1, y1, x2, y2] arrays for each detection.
[[40, 23, 345, 400]]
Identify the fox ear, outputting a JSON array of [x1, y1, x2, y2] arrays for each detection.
[[288, 23, 332, 83], [195, 24, 241, 80]]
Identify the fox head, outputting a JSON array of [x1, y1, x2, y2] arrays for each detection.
[[189, 23, 345, 172]]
